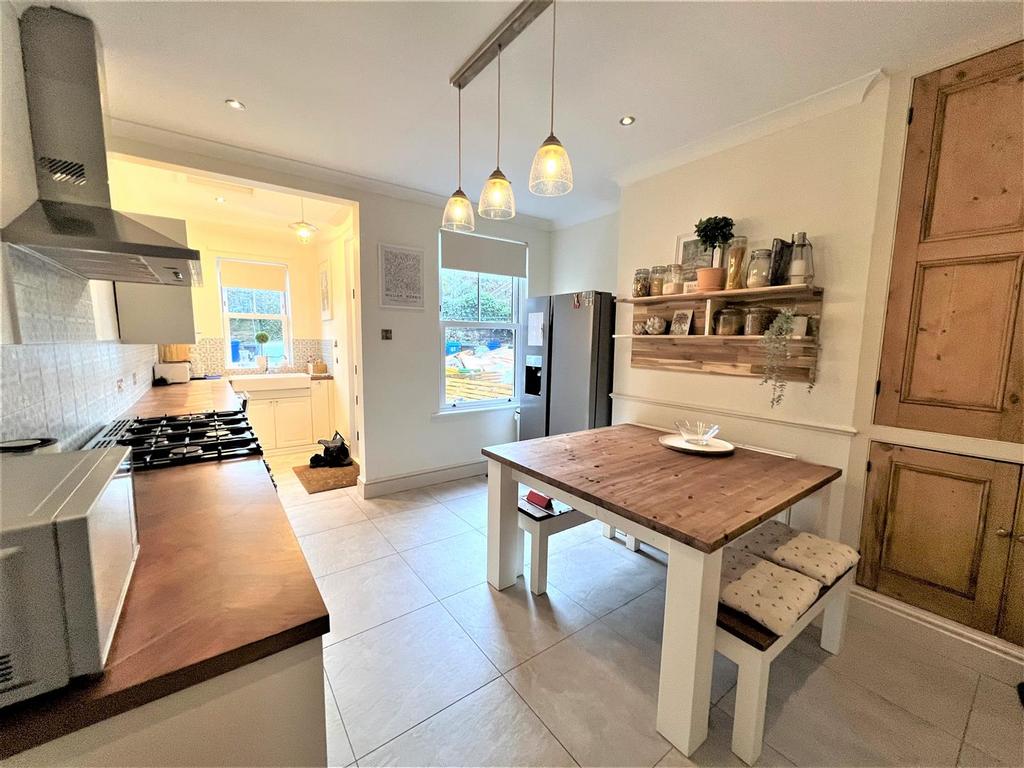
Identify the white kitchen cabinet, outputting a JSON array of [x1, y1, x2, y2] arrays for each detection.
[[274, 396, 313, 449], [246, 399, 277, 449], [310, 379, 335, 440], [114, 282, 196, 344]]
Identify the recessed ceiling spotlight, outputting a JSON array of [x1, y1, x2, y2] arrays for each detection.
[[214, 195, 226, 204], [619, 115, 636, 126], [224, 98, 246, 111]]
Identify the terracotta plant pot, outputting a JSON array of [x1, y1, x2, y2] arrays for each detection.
[[696, 267, 726, 292]]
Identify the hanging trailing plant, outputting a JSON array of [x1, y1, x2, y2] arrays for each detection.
[[760, 308, 794, 408]]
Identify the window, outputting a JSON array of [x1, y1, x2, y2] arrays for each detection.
[[219, 260, 291, 368], [440, 268, 519, 408]]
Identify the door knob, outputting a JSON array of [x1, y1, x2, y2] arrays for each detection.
[[994, 528, 1010, 538]]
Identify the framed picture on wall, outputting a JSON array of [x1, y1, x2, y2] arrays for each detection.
[[378, 243, 424, 310], [319, 261, 332, 320]]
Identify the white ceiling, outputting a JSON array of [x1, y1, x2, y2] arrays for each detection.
[[59, 1, 1022, 228]]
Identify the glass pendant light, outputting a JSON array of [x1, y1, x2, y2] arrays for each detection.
[[479, 46, 515, 220], [441, 87, 475, 232], [289, 198, 318, 244], [529, 0, 572, 197]]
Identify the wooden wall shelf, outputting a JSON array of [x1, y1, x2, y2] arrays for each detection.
[[620, 285, 823, 381]]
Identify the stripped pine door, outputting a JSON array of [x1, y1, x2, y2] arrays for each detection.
[[859, 442, 1020, 636], [875, 41, 1024, 441]]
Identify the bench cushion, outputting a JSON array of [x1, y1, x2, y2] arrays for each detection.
[[720, 547, 822, 636], [735, 520, 860, 586]]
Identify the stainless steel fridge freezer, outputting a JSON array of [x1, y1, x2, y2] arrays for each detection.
[[519, 291, 615, 441]]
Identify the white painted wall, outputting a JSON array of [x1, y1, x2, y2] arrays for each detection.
[[106, 125, 552, 485], [550, 212, 619, 295], [1, 0, 38, 227], [611, 78, 891, 545]]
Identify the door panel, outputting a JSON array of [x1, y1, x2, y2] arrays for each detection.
[[247, 399, 277, 450], [875, 41, 1024, 441], [997, 483, 1024, 645], [858, 442, 1019, 633], [274, 397, 313, 448]]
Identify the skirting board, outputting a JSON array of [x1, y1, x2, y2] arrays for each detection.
[[358, 459, 487, 499], [848, 586, 1023, 685]]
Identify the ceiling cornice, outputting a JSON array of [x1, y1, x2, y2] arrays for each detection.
[[107, 118, 557, 232], [614, 69, 885, 189]]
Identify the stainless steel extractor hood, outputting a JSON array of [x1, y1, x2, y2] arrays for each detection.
[[0, 6, 201, 287]]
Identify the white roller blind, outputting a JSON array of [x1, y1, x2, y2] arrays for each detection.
[[219, 260, 288, 292], [440, 231, 527, 278]]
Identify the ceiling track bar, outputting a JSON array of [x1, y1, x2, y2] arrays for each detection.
[[449, 0, 553, 89]]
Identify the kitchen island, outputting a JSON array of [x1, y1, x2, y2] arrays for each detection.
[[0, 379, 329, 765]]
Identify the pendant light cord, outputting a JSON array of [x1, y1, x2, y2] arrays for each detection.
[[457, 87, 462, 188], [549, 0, 556, 136], [496, 45, 502, 168]]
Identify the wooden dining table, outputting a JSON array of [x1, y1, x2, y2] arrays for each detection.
[[482, 423, 842, 757]]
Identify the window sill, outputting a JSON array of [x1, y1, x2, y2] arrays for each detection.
[[431, 401, 519, 418]]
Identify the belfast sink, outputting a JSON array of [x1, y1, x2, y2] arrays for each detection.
[[228, 373, 311, 392]]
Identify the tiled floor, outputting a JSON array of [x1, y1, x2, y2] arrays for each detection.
[[266, 453, 1024, 768]]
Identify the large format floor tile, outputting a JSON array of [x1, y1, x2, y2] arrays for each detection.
[[346, 487, 439, 519], [299, 520, 395, 578], [718, 646, 963, 766], [286, 495, 367, 538], [400, 530, 488, 598], [600, 586, 738, 703], [324, 673, 355, 768], [323, 604, 498, 758], [507, 622, 670, 767], [360, 678, 575, 768], [963, 676, 1024, 766], [656, 707, 794, 767], [442, 491, 488, 529], [315, 555, 435, 646], [371, 504, 471, 551], [546, 536, 667, 617], [426, 475, 488, 503], [806, 615, 980, 737], [442, 578, 595, 672]]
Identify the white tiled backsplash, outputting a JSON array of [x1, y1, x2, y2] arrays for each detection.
[[1, 246, 158, 449]]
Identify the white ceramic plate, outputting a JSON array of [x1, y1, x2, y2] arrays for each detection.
[[659, 433, 735, 456]]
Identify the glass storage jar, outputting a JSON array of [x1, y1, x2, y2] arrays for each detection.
[[632, 268, 651, 298], [663, 264, 686, 295], [744, 305, 777, 336], [650, 266, 667, 296], [725, 236, 748, 290], [715, 307, 746, 336], [745, 249, 772, 289]]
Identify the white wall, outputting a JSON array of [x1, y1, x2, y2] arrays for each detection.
[[550, 212, 619, 295], [106, 125, 552, 485], [1, 0, 37, 227], [612, 78, 891, 545]]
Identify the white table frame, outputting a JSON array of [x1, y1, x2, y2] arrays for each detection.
[[485, 457, 838, 757]]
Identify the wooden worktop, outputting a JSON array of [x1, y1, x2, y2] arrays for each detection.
[[482, 423, 842, 553], [0, 381, 329, 759]]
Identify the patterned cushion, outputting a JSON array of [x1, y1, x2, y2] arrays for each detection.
[[735, 520, 860, 586], [720, 547, 822, 636]]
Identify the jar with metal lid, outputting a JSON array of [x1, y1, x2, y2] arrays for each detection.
[[745, 249, 772, 289], [650, 266, 667, 296], [715, 307, 746, 336], [632, 268, 651, 298], [663, 263, 686, 295], [744, 305, 777, 336]]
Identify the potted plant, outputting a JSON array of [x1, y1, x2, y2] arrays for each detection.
[[694, 216, 734, 291], [254, 331, 270, 372]]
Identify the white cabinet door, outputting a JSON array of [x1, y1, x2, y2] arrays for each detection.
[[247, 399, 277, 450], [310, 380, 334, 440], [274, 396, 313, 448]]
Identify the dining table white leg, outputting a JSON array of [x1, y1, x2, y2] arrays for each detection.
[[657, 541, 723, 756], [486, 459, 521, 590]]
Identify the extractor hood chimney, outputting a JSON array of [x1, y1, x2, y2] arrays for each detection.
[[0, 6, 201, 287]]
